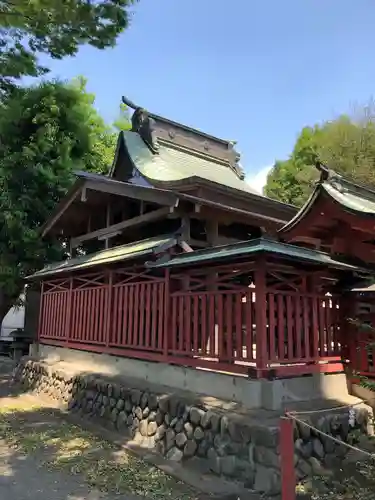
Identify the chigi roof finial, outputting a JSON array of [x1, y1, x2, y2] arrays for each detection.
[[315, 161, 331, 181], [121, 96, 159, 153]]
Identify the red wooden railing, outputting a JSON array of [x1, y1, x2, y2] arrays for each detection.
[[348, 312, 375, 378], [169, 289, 255, 364], [110, 280, 165, 352], [266, 292, 341, 363], [39, 285, 70, 340], [38, 270, 345, 378]]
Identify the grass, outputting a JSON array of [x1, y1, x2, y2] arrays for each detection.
[[0, 401, 200, 500], [295, 462, 375, 500]]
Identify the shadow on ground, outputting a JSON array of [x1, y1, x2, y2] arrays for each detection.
[[0, 358, 249, 500], [0, 405, 200, 500], [5, 356, 375, 500]]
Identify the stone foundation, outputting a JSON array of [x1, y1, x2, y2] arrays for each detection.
[[293, 406, 371, 481], [13, 358, 372, 496]]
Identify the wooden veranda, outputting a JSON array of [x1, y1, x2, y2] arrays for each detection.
[[33, 237, 371, 379]]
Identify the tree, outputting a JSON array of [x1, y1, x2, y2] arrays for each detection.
[[70, 75, 120, 172], [0, 0, 137, 94], [265, 108, 375, 207], [0, 78, 117, 321], [113, 102, 132, 132]]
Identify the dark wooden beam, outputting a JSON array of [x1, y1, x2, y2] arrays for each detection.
[[84, 179, 179, 206], [206, 220, 219, 245], [41, 181, 84, 237], [181, 216, 191, 243], [71, 206, 173, 247]]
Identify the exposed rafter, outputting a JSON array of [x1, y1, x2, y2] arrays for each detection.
[[71, 206, 174, 248]]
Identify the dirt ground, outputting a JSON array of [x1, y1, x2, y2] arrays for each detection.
[[0, 358, 206, 500], [3, 356, 375, 500]]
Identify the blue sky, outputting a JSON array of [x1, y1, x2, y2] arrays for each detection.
[[40, 0, 375, 189]]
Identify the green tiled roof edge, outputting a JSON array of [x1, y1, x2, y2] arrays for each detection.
[[27, 236, 174, 280], [122, 131, 261, 195], [323, 182, 375, 215], [149, 237, 362, 271]]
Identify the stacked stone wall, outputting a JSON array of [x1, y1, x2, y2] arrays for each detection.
[[13, 358, 371, 496]]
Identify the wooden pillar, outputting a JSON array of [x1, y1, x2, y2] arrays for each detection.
[[37, 281, 45, 343], [65, 277, 73, 343], [104, 270, 113, 347], [255, 257, 267, 374], [163, 269, 170, 360], [205, 220, 220, 356], [105, 203, 111, 249], [340, 292, 356, 370], [308, 274, 320, 361], [280, 416, 296, 500]]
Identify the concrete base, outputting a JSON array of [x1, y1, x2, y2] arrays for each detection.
[[34, 343, 360, 410]]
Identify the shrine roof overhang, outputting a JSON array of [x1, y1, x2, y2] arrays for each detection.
[[148, 236, 373, 275], [279, 162, 375, 240], [41, 171, 292, 238], [26, 235, 178, 280], [109, 130, 297, 222], [111, 130, 260, 195]]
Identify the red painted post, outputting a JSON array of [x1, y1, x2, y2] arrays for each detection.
[[163, 269, 170, 359], [340, 293, 355, 370], [65, 277, 73, 343], [37, 281, 45, 342], [277, 294, 285, 361], [280, 415, 296, 500], [255, 257, 268, 373], [104, 270, 113, 348]]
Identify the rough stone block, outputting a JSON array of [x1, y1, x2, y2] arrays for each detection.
[[166, 446, 183, 462], [193, 426, 204, 441], [183, 439, 197, 458], [175, 432, 188, 449], [190, 407, 205, 425], [254, 465, 280, 495]]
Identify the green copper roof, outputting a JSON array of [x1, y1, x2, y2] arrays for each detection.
[[149, 237, 364, 271], [122, 131, 260, 195], [27, 236, 175, 280], [280, 164, 375, 234], [323, 180, 375, 214]]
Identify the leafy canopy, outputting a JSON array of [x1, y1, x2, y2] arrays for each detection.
[[265, 108, 375, 207], [0, 78, 121, 317], [0, 0, 136, 93]]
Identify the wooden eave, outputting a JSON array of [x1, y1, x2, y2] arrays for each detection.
[[42, 170, 297, 240], [280, 163, 375, 243], [27, 234, 190, 281], [40, 179, 87, 238], [280, 187, 375, 244], [41, 172, 180, 238], [149, 236, 374, 278], [131, 174, 296, 227]]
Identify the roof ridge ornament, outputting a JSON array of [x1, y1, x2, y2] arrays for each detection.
[[122, 96, 159, 153], [315, 161, 343, 183]]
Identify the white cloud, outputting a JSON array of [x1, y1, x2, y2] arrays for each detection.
[[246, 165, 273, 195]]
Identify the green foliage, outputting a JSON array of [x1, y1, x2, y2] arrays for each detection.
[[265, 109, 375, 207], [0, 78, 117, 316], [113, 102, 132, 132], [0, 0, 137, 93], [69, 76, 119, 173]]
